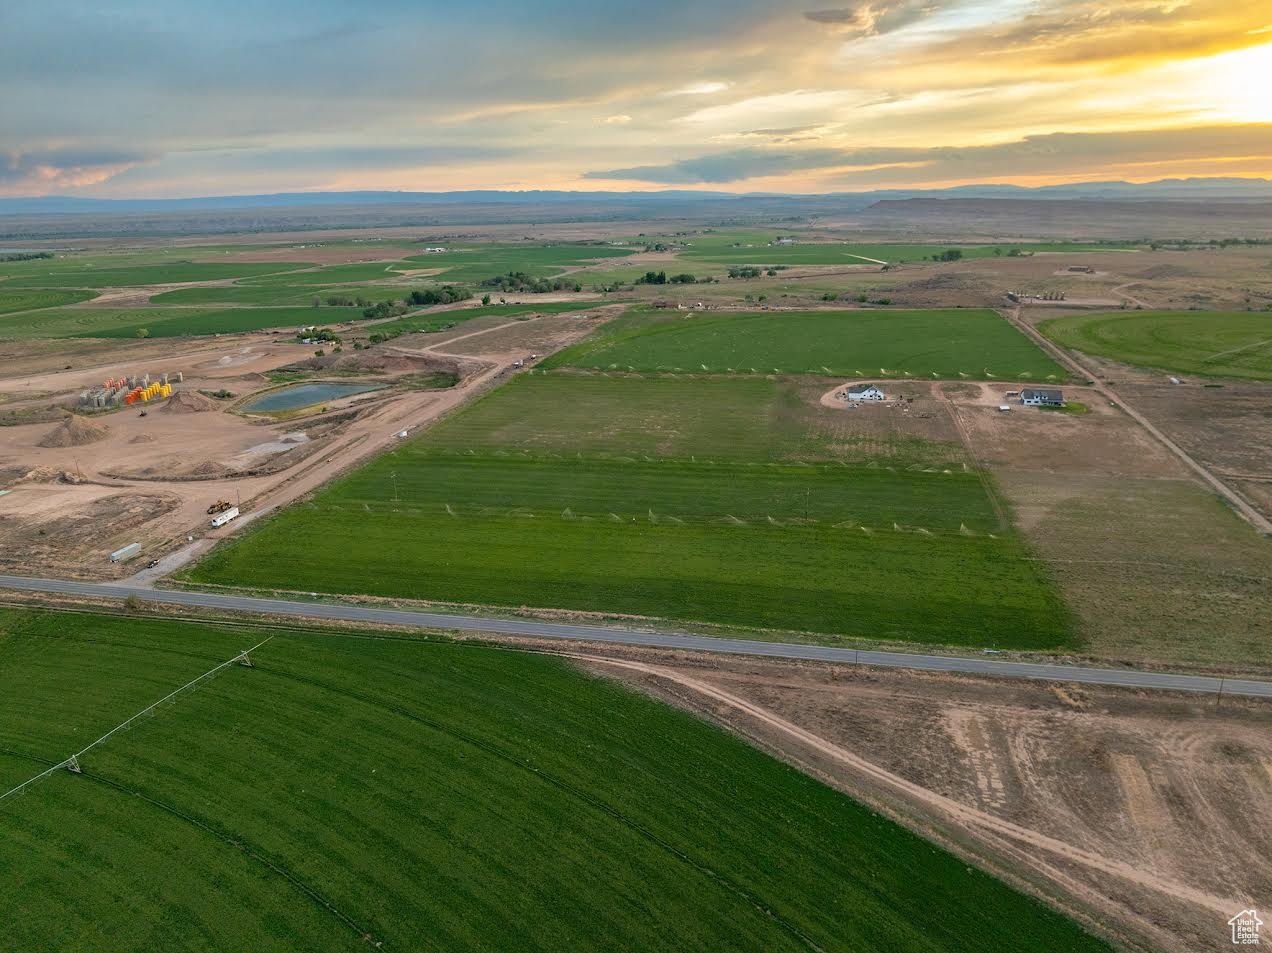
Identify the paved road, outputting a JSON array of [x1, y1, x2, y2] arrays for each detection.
[[3, 574, 1270, 699]]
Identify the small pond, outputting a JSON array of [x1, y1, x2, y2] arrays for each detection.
[[242, 382, 386, 413]]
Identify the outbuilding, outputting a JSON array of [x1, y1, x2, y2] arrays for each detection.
[[1021, 388, 1065, 407]]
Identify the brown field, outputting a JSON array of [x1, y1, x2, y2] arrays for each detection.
[[564, 642, 1272, 953], [1001, 471, 1272, 669]]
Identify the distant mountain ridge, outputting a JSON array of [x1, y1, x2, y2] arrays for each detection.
[[3, 177, 1271, 215]]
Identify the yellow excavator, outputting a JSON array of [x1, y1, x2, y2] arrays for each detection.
[[206, 500, 234, 515]]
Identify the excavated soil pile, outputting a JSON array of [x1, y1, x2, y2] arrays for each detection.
[[161, 391, 219, 414], [187, 460, 237, 478], [38, 415, 109, 448], [129, 433, 157, 444]]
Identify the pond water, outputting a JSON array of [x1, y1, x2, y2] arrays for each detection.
[[242, 382, 385, 413]]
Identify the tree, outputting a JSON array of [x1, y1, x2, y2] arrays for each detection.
[[135, 328, 150, 338], [482, 293, 492, 305], [935, 249, 963, 262]]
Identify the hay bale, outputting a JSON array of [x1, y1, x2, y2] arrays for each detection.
[[38, 415, 109, 448]]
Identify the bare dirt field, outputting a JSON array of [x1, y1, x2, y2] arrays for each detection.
[[557, 642, 1272, 953], [947, 387, 1190, 479], [1115, 380, 1272, 493]]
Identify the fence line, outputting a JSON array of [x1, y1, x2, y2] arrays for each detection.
[[0, 636, 273, 805]]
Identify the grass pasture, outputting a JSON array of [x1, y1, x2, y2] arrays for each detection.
[[187, 375, 1073, 648], [0, 610, 1108, 952], [0, 306, 358, 340], [1040, 310, 1272, 380], [546, 308, 1068, 380]]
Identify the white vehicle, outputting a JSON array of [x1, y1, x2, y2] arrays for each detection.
[[210, 506, 240, 528]]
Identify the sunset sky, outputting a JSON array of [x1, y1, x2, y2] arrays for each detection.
[[3, 0, 1271, 197]]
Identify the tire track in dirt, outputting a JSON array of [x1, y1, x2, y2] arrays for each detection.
[[574, 654, 1243, 919]]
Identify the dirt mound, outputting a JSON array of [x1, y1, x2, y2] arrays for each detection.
[[129, 433, 157, 444], [161, 391, 219, 414], [38, 415, 109, 448], [187, 459, 237, 478], [1134, 264, 1195, 280]]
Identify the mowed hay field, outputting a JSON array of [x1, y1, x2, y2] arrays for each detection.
[[0, 306, 360, 340], [187, 375, 1073, 648], [0, 288, 98, 314], [0, 610, 1112, 953], [1040, 310, 1272, 380], [545, 308, 1069, 380]]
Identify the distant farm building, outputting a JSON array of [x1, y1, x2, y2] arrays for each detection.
[[1021, 388, 1065, 407], [847, 384, 887, 401]]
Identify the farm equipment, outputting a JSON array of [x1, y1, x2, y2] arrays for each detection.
[[207, 500, 234, 515]]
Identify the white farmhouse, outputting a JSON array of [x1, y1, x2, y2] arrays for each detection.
[[846, 384, 887, 401], [1020, 388, 1065, 407]]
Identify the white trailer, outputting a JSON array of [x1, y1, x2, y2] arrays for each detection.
[[109, 542, 141, 562], [210, 506, 240, 528]]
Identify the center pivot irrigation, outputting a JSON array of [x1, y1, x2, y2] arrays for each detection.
[[0, 636, 273, 806]]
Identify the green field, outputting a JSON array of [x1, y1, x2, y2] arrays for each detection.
[[187, 375, 1072, 648], [0, 261, 313, 288], [150, 283, 411, 307], [1040, 310, 1272, 380], [0, 610, 1107, 952], [0, 306, 358, 340], [240, 261, 415, 286], [368, 301, 603, 336], [677, 238, 1134, 266], [545, 308, 1068, 380], [0, 288, 98, 314], [398, 244, 637, 282]]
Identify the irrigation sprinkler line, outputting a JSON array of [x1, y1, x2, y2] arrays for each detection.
[[0, 636, 274, 806]]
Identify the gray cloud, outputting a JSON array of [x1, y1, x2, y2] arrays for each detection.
[[2, 149, 156, 192], [585, 148, 847, 184], [585, 124, 1272, 185], [804, 2, 940, 36]]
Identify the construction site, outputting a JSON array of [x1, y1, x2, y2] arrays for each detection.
[[0, 303, 615, 579]]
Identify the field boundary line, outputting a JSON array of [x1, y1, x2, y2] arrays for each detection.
[[0, 636, 273, 805]]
